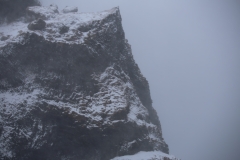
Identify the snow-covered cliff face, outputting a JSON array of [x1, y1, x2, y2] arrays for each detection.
[[0, 5, 169, 160]]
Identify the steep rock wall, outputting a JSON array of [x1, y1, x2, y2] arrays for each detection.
[[0, 6, 168, 160]]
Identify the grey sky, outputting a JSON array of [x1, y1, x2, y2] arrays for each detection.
[[40, 1, 240, 160]]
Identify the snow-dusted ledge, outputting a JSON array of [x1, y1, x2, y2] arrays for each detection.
[[0, 5, 119, 47], [111, 151, 180, 160]]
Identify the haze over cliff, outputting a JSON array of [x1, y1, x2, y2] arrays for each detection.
[[0, 2, 179, 160]]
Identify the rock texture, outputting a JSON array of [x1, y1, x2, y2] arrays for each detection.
[[0, 5, 169, 160], [27, 18, 46, 30]]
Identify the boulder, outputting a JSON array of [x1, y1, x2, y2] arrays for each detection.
[[62, 6, 78, 13], [28, 19, 46, 30], [78, 23, 92, 32], [59, 25, 69, 34], [49, 4, 59, 13], [0, 35, 10, 41]]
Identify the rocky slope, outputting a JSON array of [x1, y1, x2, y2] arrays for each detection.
[[0, 5, 171, 160]]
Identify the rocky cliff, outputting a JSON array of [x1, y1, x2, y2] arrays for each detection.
[[0, 4, 170, 160]]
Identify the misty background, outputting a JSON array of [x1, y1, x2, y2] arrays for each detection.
[[40, 1, 240, 160]]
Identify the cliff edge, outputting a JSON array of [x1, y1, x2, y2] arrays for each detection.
[[0, 4, 171, 160]]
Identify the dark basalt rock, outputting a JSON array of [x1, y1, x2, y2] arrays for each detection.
[[0, 35, 10, 41], [0, 6, 169, 160], [59, 25, 69, 34], [28, 18, 46, 30], [78, 23, 92, 32]]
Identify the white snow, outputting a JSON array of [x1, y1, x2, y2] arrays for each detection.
[[111, 151, 180, 160], [27, 6, 58, 19], [62, 6, 78, 13], [0, 21, 29, 47], [0, 6, 119, 48], [0, 89, 40, 106]]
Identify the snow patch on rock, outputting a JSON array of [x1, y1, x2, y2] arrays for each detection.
[[111, 151, 180, 160], [0, 6, 119, 47], [62, 6, 78, 13]]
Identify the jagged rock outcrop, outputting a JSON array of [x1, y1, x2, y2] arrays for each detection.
[[0, 5, 169, 160]]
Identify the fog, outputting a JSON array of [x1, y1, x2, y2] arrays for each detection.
[[40, 0, 240, 159]]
